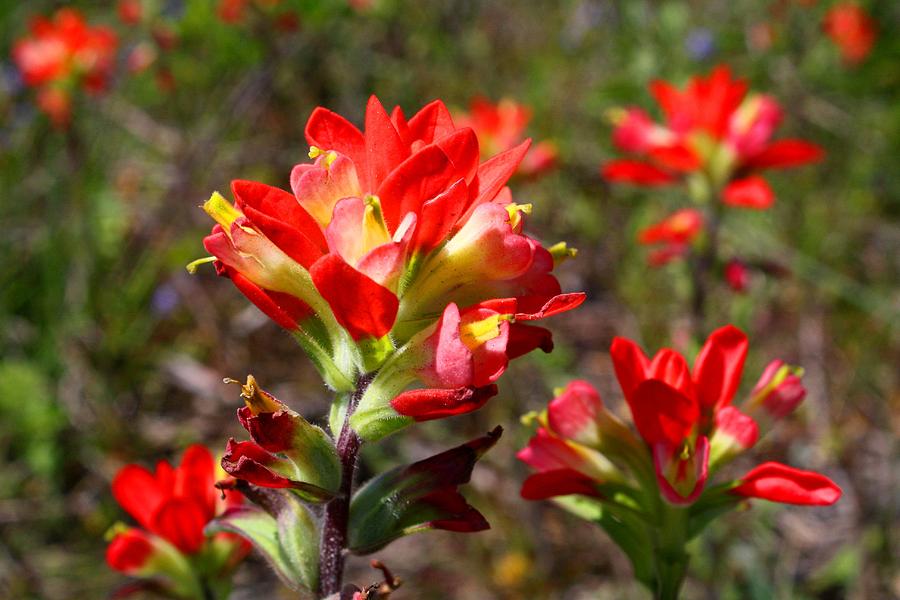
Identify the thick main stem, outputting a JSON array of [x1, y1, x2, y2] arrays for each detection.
[[653, 504, 689, 600], [318, 373, 373, 598]]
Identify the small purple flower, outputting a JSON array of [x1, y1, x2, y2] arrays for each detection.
[[685, 29, 716, 61], [151, 282, 180, 316]]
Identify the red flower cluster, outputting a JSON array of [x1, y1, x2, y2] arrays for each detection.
[[602, 65, 823, 208], [197, 96, 581, 438], [107, 446, 249, 592], [519, 326, 841, 507], [12, 8, 117, 126], [637, 208, 704, 266], [823, 3, 877, 65], [455, 97, 559, 177]]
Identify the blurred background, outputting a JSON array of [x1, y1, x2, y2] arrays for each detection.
[[1, 0, 898, 598]]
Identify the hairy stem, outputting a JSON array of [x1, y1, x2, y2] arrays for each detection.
[[318, 373, 374, 597]]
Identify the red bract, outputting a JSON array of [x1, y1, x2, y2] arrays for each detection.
[[731, 462, 842, 505], [601, 66, 823, 207], [392, 293, 585, 421], [219, 376, 341, 501], [637, 208, 704, 266], [520, 325, 841, 508], [823, 3, 877, 65], [455, 97, 558, 177], [12, 8, 117, 126], [724, 258, 751, 292], [107, 446, 250, 592]]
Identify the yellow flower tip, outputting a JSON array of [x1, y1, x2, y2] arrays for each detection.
[[203, 191, 243, 231], [520, 410, 540, 427], [308, 145, 324, 159], [186, 256, 217, 274], [225, 374, 281, 415], [104, 522, 131, 542], [552, 386, 565, 397], [605, 107, 628, 125]]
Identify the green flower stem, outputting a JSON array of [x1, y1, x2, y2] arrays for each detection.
[[653, 503, 690, 600], [688, 176, 726, 337]]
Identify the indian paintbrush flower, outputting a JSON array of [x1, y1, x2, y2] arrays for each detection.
[[107, 445, 250, 599], [602, 65, 823, 207], [191, 96, 582, 438], [12, 8, 118, 127], [823, 3, 877, 65], [518, 325, 841, 598]]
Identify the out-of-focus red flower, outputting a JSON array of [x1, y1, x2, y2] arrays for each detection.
[[107, 446, 250, 590], [747, 359, 806, 421], [637, 208, 704, 266], [111, 445, 245, 555], [823, 3, 877, 65], [456, 97, 558, 177], [217, 0, 286, 26], [218, 0, 249, 23], [12, 8, 117, 126], [117, 0, 143, 25], [13, 9, 117, 89], [724, 258, 751, 292], [608, 326, 753, 503], [602, 66, 824, 207], [520, 326, 841, 508]]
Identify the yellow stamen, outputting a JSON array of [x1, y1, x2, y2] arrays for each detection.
[[506, 203, 533, 230], [224, 374, 281, 415], [186, 256, 217, 274], [548, 241, 578, 266], [459, 314, 507, 350], [362, 194, 391, 248], [308, 146, 338, 168]]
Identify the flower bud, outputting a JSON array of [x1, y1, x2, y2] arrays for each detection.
[[747, 360, 806, 420]]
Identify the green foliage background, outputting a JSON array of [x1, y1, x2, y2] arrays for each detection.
[[1, 0, 898, 598]]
